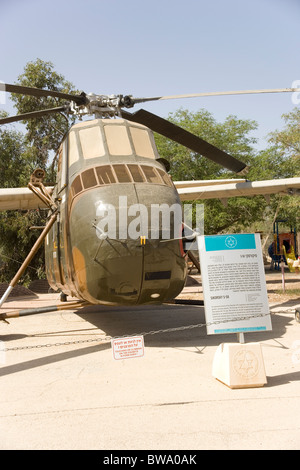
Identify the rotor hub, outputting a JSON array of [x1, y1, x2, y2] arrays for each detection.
[[69, 93, 135, 119]]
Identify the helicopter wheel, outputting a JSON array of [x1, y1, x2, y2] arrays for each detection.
[[295, 309, 300, 323], [60, 292, 68, 302]]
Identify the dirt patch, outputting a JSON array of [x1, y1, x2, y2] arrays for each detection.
[[265, 268, 300, 304]]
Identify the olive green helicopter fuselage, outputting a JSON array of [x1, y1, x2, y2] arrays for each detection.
[[45, 118, 187, 305]]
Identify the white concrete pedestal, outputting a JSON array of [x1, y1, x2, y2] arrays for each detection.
[[212, 342, 267, 389]]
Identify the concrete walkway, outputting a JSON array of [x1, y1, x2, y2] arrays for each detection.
[[0, 286, 299, 450]]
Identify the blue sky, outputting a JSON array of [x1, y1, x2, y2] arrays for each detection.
[[1, 0, 299, 151]]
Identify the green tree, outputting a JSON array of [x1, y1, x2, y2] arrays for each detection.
[[155, 108, 266, 234], [268, 107, 300, 164], [10, 58, 78, 170], [155, 108, 258, 181], [0, 59, 77, 284], [0, 209, 46, 285], [0, 115, 44, 283], [0, 111, 29, 187], [265, 107, 300, 232]]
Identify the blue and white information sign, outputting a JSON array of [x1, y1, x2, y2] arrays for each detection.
[[198, 233, 272, 335]]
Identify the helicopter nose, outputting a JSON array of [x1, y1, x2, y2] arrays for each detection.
[[92, 238, 143, 303], [71, 236, 143, 305], [69, 183, 186, 305], [69, 184, 142, 304], [72, 235, 185, 306]]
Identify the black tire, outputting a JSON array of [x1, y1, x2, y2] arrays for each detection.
[[60, 292, 67, 302]]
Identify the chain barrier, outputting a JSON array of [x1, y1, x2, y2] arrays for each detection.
[[1, 312, 273, 352]]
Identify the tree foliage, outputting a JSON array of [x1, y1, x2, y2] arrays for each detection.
[[155, 107, 300, 236], [0, 112, 29, 187], [0, 59, 77, 284], [10, 58, 78, 170], [265, 108, 300, 232], [155, 108, 264, 234], [155, 108, 258, 181], [268, 108, 300, 163]]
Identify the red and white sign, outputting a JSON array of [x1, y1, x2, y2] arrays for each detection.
[[111, 336, 144, 360]]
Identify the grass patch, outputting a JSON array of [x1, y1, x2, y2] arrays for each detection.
[[274, 289, 300, 296]]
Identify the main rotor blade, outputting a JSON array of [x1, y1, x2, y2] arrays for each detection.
[[131, 87, 300, 104], [122, 109, 247, 174], [0, 106, 68, 125], [1, 83, 87, 105]]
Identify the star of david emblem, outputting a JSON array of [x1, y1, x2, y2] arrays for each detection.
[[225, 236, 237, 249], [233, 350, 259, 378]]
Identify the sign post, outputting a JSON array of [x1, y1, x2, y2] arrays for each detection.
[[198, 233, 272, 388]]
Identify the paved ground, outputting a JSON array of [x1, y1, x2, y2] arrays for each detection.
[[0, 269, 300, 450]]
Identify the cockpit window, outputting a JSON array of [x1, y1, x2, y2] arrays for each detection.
[[129, 127, 156, 159], [72, 174, 83, 194], [104, 125, 132, 156], [141, 165, 162, 184], [81, 168, 97, 189], [96, 165, 116, 184], [127, 164, 145, 183], [70, 164, 173, 202], [79, 126, 105, 159], [156, 168, 173, 187], [113, 164, 132, 183]]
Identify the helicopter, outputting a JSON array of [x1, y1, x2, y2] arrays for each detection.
[[0, 83, 300, 315]]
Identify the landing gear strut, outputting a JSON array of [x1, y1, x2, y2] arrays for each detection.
[[0, 170, 58, 310]]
